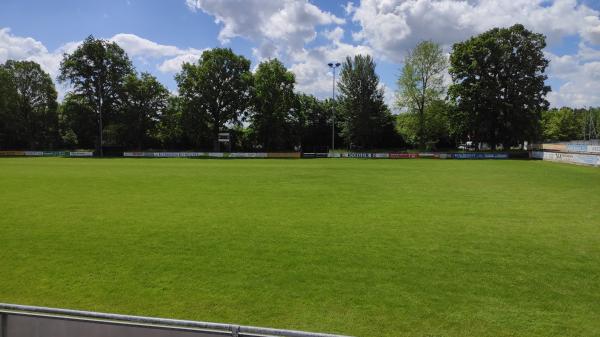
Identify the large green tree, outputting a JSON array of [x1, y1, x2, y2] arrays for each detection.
[[396, 41, 448, 150], [176, 48, 252, 150], [396, 99, 455, 149], [59, 35, 134, 155], [338, 54, 394, 149], [59, 94, 97, 149], [1, 60, 59, 149], [297, 94, 332, 151], [250, 59, 297, 151], [0, 66, 20, 149], [448, 24, 550, 149], [121, 72, 169, 149], [156, 96, 186, 149]]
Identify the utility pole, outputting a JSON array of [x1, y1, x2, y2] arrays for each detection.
[[328, 62, 341, 152]]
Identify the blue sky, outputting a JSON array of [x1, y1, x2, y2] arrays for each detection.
[[1, 0, 600, 108]]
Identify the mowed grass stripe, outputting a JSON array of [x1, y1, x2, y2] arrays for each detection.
[[1, 158, 599, 337]]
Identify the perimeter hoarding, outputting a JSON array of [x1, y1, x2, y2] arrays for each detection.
[[68, 151, 94, 157], [266, 152, 301, 158], [389, 153, 419, 159], [450, 153, 509, 159], [230, 152, 268, 158], [531, 151, 600, 167]]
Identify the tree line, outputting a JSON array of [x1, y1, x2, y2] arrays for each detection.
[[1, 24, 598, 153]]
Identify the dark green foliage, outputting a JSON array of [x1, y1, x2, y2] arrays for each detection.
[[297, 94, 332, 151], [0, 60, 59, 149], [449, 24, 550, 148], [120, 73, 169, 149], [338, 55, 395, 149], [58, 94, 97, 149], [59, 35, 134, 153], [0, 67, 20, 148], [249, 59, 298, 151], [397, 100, 455, 149], [156, 96, 186, 149], [176, 48, 252, 150]]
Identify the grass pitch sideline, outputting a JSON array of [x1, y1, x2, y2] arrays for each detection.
[[1, 158, 599, 337]]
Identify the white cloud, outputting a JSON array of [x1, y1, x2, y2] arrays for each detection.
[[322, 27, 345, 43], [0, 28, 205, 85], [289, 40, 374, 98], [186, 0, 344, 57], [0, 28, 81, 94], [546, 43, 600, 107], [109, 34, 204, 73], [157, 53, 204, 73], [348, 0, 600, 63]]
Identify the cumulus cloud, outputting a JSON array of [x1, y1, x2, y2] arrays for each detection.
[[109, 34, 204, 73], [546, 43, 600, 107], [186, 0, 344, 57], [0, 28, 204, 84], [0, 28, 78, 80], [348, 0, 600, 62], [289, 40, 373, 98]]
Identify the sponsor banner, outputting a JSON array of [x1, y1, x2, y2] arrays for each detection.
[[389, 153, 418, 159], [154, 152, 204, 158], [43, 151, 67, 156], [450, 153, 509, 159], [230, 152, 267, 158], [340, 152, 389, 158], [533, 151, 600, 166], [208, 152, 224, 158], [589, 145, 600, 154], [302, 153, 328, 158], [566, 144, 588, 153], [419, 153, 437, 158], [124, 152, 147, 157], [438, 153, 450, 159], [0, 151, 26, 156], [124, 152, 206, 158], [542, 144, 566, 152], [328, 152, 342, 158], [24, 151, 44, 156], [267, 152, 301, 158], [69, 151, 94, 157]]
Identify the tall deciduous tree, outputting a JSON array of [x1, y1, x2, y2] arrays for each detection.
[[1, 60, 59, 149], [448, 24, 550, 149], [0, 66, 20, 149], [59, 94, 97, 149], [156, 96, 186, 149], [540, 107, 588, 142], [176, 48, 252, 150], [396, 41, 448, 150], [396, 100, 454, 149], [297, 94, 332, 151], [338, 54, 393, 149], [121, 72, 169, 149], [250, 59, 297, 151], [59, 35, 134, 155]]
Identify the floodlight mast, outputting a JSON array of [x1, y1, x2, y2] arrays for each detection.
[[328, 62, 341, 152]]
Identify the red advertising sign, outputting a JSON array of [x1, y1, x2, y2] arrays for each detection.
[[389, 153, 419, 159]]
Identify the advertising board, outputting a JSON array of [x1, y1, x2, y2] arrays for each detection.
[[389, 153, 419, 159]]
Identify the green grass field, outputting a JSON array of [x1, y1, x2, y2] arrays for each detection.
[[1, 158, 600, 337]]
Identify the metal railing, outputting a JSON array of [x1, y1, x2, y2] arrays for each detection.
[[0, 303, 353, 337]]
